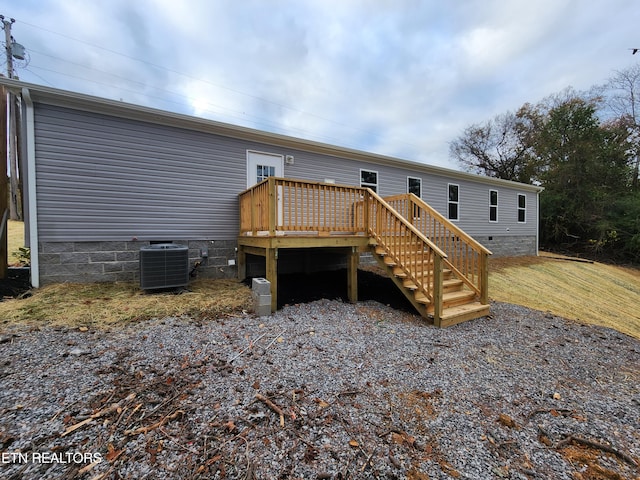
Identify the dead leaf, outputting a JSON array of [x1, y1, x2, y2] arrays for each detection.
[[498, 413, 518, 429], [223, 421, 236, 432], [391, 431, 416, 447], [348, 439, 359, 447], [252, 380, 260, 390], [105, 443, 124, 462], [407, 468, 430, 480], [314, 398, 330, 408]]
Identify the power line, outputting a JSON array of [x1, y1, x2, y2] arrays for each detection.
[[15, 17, 432, 157]]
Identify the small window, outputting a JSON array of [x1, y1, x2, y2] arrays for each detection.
[[407, 177, 422, 197], [448, 184, 459, 220], [360, 169, 378, 193], [256, 164, 276, 183], [408, 177, 422, 218], [517, 194, 526, 223], [489, 190, 498, 222]]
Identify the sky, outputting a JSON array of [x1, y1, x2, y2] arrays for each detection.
[[2, 0, 640, 170]]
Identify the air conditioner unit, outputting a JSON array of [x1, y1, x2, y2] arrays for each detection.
[[139, 244, 189, 290]]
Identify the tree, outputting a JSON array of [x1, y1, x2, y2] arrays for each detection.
[[449, 110, 539, 184], [534, 95, 633, 254], [603, 63, 640, 190]]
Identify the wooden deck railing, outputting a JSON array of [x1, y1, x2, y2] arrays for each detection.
[[239, 177, 368, 236], [238, 179, 491, 322], [363, 190, 448, 320], [384, 193, 492, 303]]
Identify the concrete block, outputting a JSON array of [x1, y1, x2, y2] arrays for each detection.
[[254, 303, 272, 317], [252, 292, 272, 307], [252, 277, 271, 295]]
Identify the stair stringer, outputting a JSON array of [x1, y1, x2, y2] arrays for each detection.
[[369, 244, 430, 319]]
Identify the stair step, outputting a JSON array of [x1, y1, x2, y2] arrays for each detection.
[[442, 290, 477, 308], [414, 292, 430, 305], [437, 302, 490, 327], [383, 257, 396, 266], [393, 267, 452, 279], [402, 278, 463, 292]]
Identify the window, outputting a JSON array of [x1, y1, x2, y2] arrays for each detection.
[[448, 184, 459, 220], [256, 164, 276, 182], [518, 194, 526, 223], [360, 169, 378, 193], [407, 177, 422, 197], [489, 190, 498, 222], [408, 177, 422, 218]]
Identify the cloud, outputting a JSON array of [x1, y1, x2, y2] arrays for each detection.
[[8, 0, 640, 170]]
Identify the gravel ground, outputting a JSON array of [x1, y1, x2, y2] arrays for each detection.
[[0, 300, 639, 480]]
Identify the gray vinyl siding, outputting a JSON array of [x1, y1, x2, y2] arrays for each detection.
[[34, 104, 246, 242], [33, 103, 538, 245], [283, 152, 538, 240]]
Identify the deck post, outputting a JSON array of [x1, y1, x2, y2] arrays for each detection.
[[268, 177, 277, 236], [266, 247, 278, 313], [480, 252, 489, 304], [347, 246, 359, 303], [433, 255, 444, 327], [237, 245, 246, 281]]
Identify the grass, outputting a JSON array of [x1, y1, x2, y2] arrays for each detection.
[[0, 222, 252, 329], [489, 253, 640, 339], [1, 221, 639, 338], [0, 278, 253, 329], [7, 219, 25, 265]]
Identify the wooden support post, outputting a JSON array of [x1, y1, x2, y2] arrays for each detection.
[[480, 252, 489, 305], [266, 247, 278, 313], [347, 246, 359, 303], [237, 245, 246, 281], [268, 177, 277, 236], [433, 255, 443, 327]]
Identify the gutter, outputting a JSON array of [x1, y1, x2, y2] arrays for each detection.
[[21, 87, 39, 288]]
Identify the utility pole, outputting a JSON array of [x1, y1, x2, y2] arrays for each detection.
[[1, 15, 21, 221]]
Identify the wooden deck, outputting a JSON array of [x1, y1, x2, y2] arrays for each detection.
[[238, 177, 491, 327]]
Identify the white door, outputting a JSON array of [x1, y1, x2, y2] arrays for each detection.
[[246, 151, 284, 188]]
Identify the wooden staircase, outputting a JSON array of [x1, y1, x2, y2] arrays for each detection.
[[238, 177, 491, 327], [371, 244, 489, 327], [365, 192, 492, 327]]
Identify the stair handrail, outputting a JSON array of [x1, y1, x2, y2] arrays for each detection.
[[384, 193, 491, 303], [364, 189, 448, 319]]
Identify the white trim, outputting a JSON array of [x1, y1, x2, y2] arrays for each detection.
[[447, 183, 459, 221], [489, 189, 498, 223], [22, 88, 40, 288], [246, 150, 284, 188], [517, 193, 527, 223], [407, 176, 422, 197], [536, 192, 540, 255], [360, 168, 378, 192]]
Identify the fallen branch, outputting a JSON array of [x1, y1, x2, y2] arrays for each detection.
[[61, 393, 136, 437], [548, 256, 594, 264], [158, 426, 200, 454], [229, 331, 270, 363], [124, 409, 184, 436], [557, 434, 638, 468], [261, 329, 287, 354], [527, 408, 575, 419], [255, 393, 285, 427]]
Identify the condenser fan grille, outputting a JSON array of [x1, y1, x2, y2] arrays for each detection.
[[139, 244, 189, 290]]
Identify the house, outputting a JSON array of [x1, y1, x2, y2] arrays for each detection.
[[4, 78, 543, 325]]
